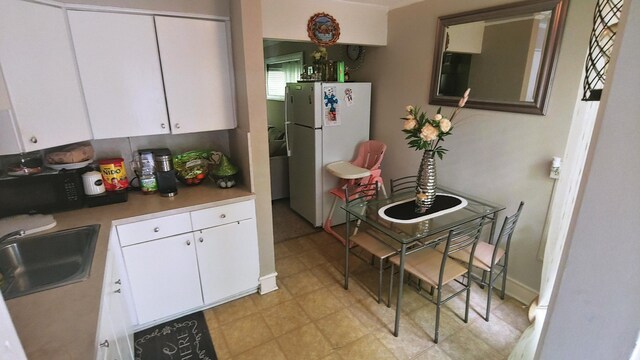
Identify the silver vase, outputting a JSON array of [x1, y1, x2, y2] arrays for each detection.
[[415, 150, 436, 213]]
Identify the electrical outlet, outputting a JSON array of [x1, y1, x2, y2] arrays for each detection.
[[550, 157, 561, 179]]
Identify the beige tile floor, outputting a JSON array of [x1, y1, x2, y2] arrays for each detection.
[[204, 231, 529, 360]]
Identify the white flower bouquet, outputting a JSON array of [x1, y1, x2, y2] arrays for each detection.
[[401, 89, 470, 159]]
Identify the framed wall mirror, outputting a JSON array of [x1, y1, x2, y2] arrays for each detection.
[[429, 0, 569, 115]]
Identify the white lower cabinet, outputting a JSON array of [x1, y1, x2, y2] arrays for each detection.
[[117, 199, 259, 326], [122, 233, 203, 324], [197, 218, 259, 304]]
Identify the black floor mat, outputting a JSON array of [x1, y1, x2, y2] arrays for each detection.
[[134, 311, 217, 360]]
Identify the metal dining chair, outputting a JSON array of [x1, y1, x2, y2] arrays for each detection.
[[438, 201, 525, 321], [390, 175, 417, 195], [388, 217, 486, 343], [344, 182, 399, 305]]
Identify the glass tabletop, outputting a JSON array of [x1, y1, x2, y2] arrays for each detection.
[[342, 186, 505, 245]]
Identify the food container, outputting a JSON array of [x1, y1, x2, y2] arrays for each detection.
[[81, 171, 106, 195], [173, 151, 210, 186], [99, 158, 129, 191]]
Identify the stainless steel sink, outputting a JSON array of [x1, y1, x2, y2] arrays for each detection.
[[0, 224, 100, 300]]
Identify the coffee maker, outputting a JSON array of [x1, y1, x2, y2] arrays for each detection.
[[153, 148, 178, 197]]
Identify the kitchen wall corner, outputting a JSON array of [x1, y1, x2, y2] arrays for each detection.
[[230, 0, 276, 278]]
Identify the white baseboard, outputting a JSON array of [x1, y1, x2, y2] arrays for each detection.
[[259, 272, 278, 294], [503, 276, 538, 305]]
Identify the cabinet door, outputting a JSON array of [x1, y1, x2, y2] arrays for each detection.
[[196, 219, 259, 305], [122, 233, 203, 324], [97, 250, 122, 360], [110, 252, 134, 359], [0, 0, 91, 152], [155, 16, 236, 134], [68, 11, 170, 139]]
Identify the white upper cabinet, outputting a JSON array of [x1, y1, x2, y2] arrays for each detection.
[[0, 0, 92, 154], [68, 11, 170, 139], [155, 16, 236, 134]]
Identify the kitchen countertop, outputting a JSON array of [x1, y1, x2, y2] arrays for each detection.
[[5, 183, 254, 359]]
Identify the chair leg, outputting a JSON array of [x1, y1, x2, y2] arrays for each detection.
[[434, 287, 442, 344], [387, 264, 394, 308], [323, 196, 344, 243], [377, 258, 383, 304], [500, 264, 508, 300], [486, 269, 494, 322], [464, 280, 471, 323], [479, 269, 487, 289], [380, 183, 388, 198]]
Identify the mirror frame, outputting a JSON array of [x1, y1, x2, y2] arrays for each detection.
[[429, 0, 569, 115]]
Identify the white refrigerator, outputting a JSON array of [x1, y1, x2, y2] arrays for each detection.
[[285, 82, 371, 227]]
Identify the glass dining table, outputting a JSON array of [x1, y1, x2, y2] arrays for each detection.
[[341, 186, 505, 337]]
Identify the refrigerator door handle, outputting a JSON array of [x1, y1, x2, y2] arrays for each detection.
[[284, 87, 292, 157], [285, 121, 292, 157]]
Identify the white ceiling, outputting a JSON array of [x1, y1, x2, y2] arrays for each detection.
[[335, 0, 423, 10]]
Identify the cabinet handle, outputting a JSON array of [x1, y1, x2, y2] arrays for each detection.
[[114, 288, 121, 294], [114, 279, 121, 285], [30, 136, 38, 144], [175, 123, 181, 129], [161, 123, 166, 129], [154, 227, 160, 233], [99, 340, 109, 348], [199, 237, 204, 243], [220, 214, 226, 219], [186, 240, 191, 246]]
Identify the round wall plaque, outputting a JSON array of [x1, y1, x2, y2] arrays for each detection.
[[307, 12, 340, 46]]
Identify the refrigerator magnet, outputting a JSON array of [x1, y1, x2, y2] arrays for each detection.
[[323, 86, 341, 126], [344, 88, 354, 106]]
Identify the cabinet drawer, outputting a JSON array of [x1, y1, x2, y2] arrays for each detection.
[[117, 213, 192, 246], [191, 200, 255, 230]]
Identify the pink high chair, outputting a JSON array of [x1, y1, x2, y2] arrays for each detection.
[[324, 140, 387, 244]]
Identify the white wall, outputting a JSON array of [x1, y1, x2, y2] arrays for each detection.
[[536, 0, 640, 357], [358, 0, 596, 297], [261, 0, 388, 45]]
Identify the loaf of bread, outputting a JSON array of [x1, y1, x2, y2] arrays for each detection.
[[46, 143, 94, 164]]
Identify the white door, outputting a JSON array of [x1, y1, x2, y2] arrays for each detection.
[[122, 233, 203, 324], [289, 124, 323, 226], [0, 0, 91, 152], [196, 219, 259, 304], [68, 11, 170, 139], [155, 16, 235, 134]]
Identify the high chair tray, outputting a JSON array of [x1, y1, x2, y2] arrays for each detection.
[[326, 161, 370, 179]]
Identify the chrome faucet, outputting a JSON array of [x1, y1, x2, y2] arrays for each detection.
[[0, 230, 25, 245]]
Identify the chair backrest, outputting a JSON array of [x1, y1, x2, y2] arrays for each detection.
[[344, 181, 379, 206], [390, 175, 417, 195], [492, 201, 525, 262], [352, 140, 386, 172], [438, 217, 486, 285]]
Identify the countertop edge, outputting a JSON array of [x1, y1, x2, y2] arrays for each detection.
[[5, 185, 254, 359]]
